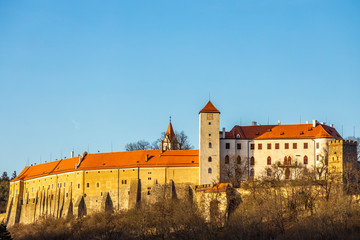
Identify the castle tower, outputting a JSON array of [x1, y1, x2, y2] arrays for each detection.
[[161, 119, 178, 151], [199, 101, 220, 185], [328, 140, 358, 181]]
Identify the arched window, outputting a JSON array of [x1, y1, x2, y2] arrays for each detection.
[[285, 168, 290, 179], [267, 156, 271, 165], [288, 156, 292, 165], [208, 168, 212, 174], [225, 155, 230, 164], [250, 157, 255, 165], [209, 142, 212, 148], [208, 156, 212, 162], [237, 156, 241, 164], [304, 155, 308, 165], [284, 156, 288, 165]]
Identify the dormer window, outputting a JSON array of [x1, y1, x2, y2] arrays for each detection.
[[236, 134, 240, 139]]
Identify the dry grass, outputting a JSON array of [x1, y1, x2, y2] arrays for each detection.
[[8, 178, 360, 240]]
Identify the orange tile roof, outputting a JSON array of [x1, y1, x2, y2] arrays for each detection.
[[223, 124, 342, 140], [165, 122, 176, 141], [12, 150, 199, 182], [196, 183, 231, 193], [199, 101, 220, 114]]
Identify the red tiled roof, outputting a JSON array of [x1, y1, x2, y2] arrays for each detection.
[[223, 124, 342, 140], [199, 101, 220, 114], [12, 150, 199, 182]]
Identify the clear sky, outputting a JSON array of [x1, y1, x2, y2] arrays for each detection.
[[0, 0, 359, 175]]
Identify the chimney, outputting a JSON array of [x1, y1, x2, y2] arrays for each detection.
[[277, 120, 281, 125], [306, 121, 309, 124], [313, 120, 317, 128], [222, 128, 225, 138], [71, 151, 74, 158], [252, 121, 257, 126], [330, 124, 334, 128]]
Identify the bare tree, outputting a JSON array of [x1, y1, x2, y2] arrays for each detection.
[[175, 131, 193, 150], [125, 131, 193, 151], [125, 140, 151, 151]]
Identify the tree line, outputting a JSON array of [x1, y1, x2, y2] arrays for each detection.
[[125, 130, 193, 151], [0, 171, 16, 214]]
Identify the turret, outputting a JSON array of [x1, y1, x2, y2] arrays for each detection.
[[161, 118, 178, 151], [199, 101, 220, 185]]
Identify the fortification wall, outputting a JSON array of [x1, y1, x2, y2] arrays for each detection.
[[5, 166, 199, 226]]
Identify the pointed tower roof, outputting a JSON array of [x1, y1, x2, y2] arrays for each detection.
[[165, 121, 176, 141], [199, 101, 220, 114]]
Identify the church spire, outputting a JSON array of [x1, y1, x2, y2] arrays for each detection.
[[165, 117, 176, 141], [161, 117, 178, 151]]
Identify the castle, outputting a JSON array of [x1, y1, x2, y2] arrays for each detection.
[[5, 101, 358, 226]]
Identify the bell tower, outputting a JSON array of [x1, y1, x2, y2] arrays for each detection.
[[161, 117, 178, 151], [199, 101, 220, 185]]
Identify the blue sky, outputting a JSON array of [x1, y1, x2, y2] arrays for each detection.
[[0, 0, 359, 175]]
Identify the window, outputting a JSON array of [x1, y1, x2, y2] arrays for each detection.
[[86, 183, 89, 188], [267, 156, 271, 165], [64, 182, 66, 187], [237, 156, 241, 164], [97, 182, 99, 188], [208, 157, 212, 162], [293, 143, 297, 149], [148, 177, 151, 180], [208, 168, 212, 174], [250, 144, 254, 150], [285, 143, 289, 149], [78, 184, 80, 189], [304, 155, 308, 165], [284, 156, 288, 165], [250, 157, 255, 165], [317, 155, 319, 161], [225, 155, 229, 164], [125, 180, 127, 184], [304, 142, 308, 149], [267, 143, 271, 150], [316, 142, 319, 149], [209, 142, 212, 148], [208, 122, 211, 125], [226, 143, 230, 149], [209, 134, 211, 136], [288, 156, 292, 164], [275, 143, 280, 149], [237, 143, 241, 150], [258, 144, 262, 150]]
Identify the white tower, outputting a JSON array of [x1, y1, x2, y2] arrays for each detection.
[[199, 101, 220, 185]]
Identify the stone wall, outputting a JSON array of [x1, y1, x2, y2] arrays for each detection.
[[5, 166, 199, 226]]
